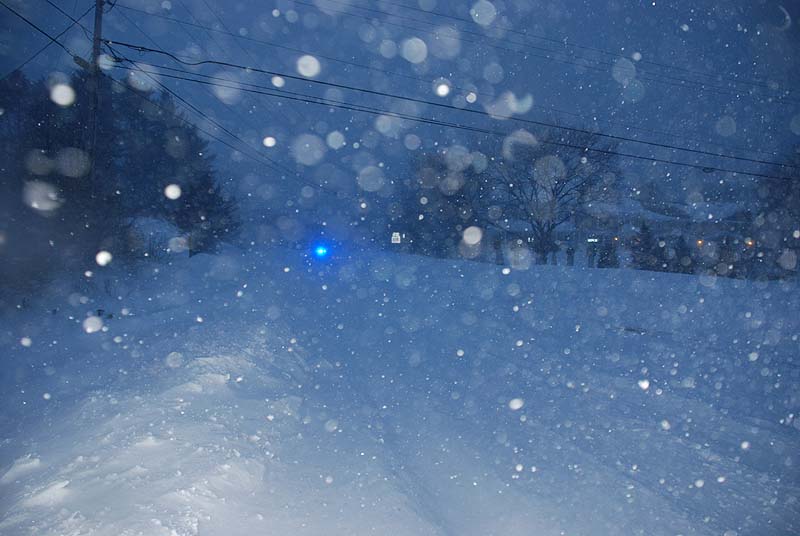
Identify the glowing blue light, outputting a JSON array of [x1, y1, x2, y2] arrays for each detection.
[[314, 245, 329, 258]]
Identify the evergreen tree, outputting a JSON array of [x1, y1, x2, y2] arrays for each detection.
[[752, 151, 800, 277], [597, 237, 620, 268], [715, 235, 739, 278], [672, 236, 695, 274], [175, 174, 241, 255], [0, 69, 240, 294], [630, 223, 661, 271], [395, 151, 482, 259], [1, 70, 124, 273], [119, 91, 241, 255]]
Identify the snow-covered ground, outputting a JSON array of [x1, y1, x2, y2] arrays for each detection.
[[1, 246, 798, 535]]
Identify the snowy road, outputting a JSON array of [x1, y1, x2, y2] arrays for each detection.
[[1, 247, 798, 535]]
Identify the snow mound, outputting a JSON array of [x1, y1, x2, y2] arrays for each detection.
[[1, 246, 798, 535]]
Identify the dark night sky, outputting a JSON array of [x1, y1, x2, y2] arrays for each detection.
[[3, 0, 799, 222]]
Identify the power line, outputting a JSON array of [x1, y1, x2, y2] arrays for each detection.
[[18, 0, 800, 186], [110, 0, 302, 168], [118, 0, 298, 125], [111, 75, 282, 173], [0, 2, 94, 81], [3, 0, 791, 243], [104, 39, 798, 171], [112, 3, 459, 93], [99, 50, 368, 198], [290, 0, 800, 107], [1, 0, 81, 56], [102, 69, 365, 204], [0, 0, 390, 217], [169, 0, 300, 147], [174, 0, 224, 50], [191, 0, 298, 123], [39, 1, 372, 202], [100, 68, 347, 196], [46, 0, 301, 180], [115, 1, 796, 111], [107, 10, 295, 178], [356, 0, 786, 93], [379, 0, 795, 98], [106, 44, 293, 178], [2, 0, 305, 190], [107, 3, 783, 161], [99, 65, 372, 200], [106, 58, 798, 182], [37, 0, 794, 178]]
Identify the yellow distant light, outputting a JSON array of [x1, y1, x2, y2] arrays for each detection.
[[696, 239, 704, 247]]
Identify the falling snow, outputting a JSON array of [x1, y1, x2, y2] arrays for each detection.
[[1, 0, 798, 534]]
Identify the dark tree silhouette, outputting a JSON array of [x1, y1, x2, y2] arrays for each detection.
[[630, 222, 663, 271], [394, 150, 487, 258], [0, 69, 240, 295], [597, 237, 620, 268], [751, 151, 800, 277], [671, 236, 695, 274]]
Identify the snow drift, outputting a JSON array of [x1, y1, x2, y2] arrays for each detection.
[[1, 246, 798, 535]]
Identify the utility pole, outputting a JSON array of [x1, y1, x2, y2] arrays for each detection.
[[91, 0, 104, 67], [88, 0, 104, 184]]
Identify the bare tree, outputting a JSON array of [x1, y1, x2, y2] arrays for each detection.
[[480, 128, 619, 263]]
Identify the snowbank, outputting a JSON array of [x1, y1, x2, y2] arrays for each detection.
[[1, 246, 798, 535]]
